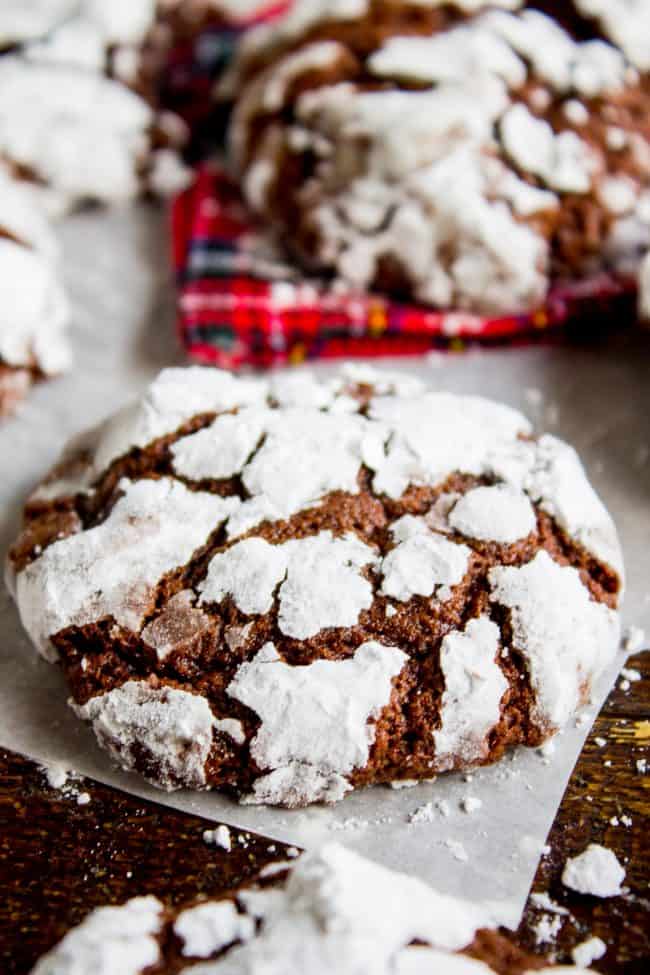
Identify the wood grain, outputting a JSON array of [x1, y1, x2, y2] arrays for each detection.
[[0, 652, 647, 975]]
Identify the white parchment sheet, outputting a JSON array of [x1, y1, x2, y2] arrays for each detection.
[[0, 205, 648, 927]]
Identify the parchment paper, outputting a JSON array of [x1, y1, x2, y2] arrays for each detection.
[[0, 204, 648, 927]]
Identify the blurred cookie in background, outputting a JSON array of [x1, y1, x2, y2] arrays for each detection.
[[227, 0, 650, 317], [0, 169, 70, 416]]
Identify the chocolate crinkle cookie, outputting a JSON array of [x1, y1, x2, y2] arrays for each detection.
[[7, 365, 623, 808], [29, 843, 599, 975], [0, 168, 71, 416], [227, 0, 650, 315], [0, 0, 193, 216]]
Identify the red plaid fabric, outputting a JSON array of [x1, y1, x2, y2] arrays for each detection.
[[173, 163, 637, 369]]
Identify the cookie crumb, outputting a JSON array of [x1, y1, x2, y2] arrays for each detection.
[[621, 667, 641, 682], [41, 761, 70, 790], [562, 844, 625, 898], [622, 626, 646, 653], [571, 936, 606, 967], [530, 893, 569, 916], [533, 913, 563, 945], [461, 796, 482, 814], [202, 825, 232, 851], [444, 840, 468, 863], [636, 758, 647, 774]]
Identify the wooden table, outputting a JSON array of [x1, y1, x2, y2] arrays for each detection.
[[0, 652, 647, 975]]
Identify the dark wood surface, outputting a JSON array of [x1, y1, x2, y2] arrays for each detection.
[[0, 652, 647, 975]]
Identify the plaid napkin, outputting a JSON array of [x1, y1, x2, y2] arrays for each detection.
[[172, 163, 636, 369]]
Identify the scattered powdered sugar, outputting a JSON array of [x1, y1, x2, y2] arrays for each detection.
[[16, 477, 239, 660], [444, 840, 469, 863], [203, 825, 233, 852], [72, 681, 216, 791], [227, 641, 406, 807], [620, 667, 641, 682], [200, 531, 378, 640], [174, 901, 255, 958], [532, 912, 563, 946], [571, 935, 607, 967], [40, 760, 71, 791], [489, 552, 620, 731], [622, 625, 646, 653], [530, 893, 569, 916], [30, 895, 162, 975], [562, 844, 626, 898], [409, 798, 452, 824], [461, 796, 483, 814], [637, 758, 647, 774], [434, 617, 508, 770]]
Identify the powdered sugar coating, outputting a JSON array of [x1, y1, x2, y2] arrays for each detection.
[[173, 404, 384, 527], [30, 895, 162, 975], [434, 617, 508, 770], [489, 552, 620, 731], [367, 391, 530, 498], [448, 485, 537, 544], [174, 901, 255, 958], [489, 434, 624, 578], [382, 519, 471, 602], [94, 368, 267, 474], [228, 641, 406, 806], [201, 531, 378, 640], [16, 478, 238, 660], [72, 681, 216, 791]]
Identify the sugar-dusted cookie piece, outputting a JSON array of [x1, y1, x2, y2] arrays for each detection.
[[29, 843, 601, 975]]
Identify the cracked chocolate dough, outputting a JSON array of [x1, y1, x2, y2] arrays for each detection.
[[7, 364, 623, 808]]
